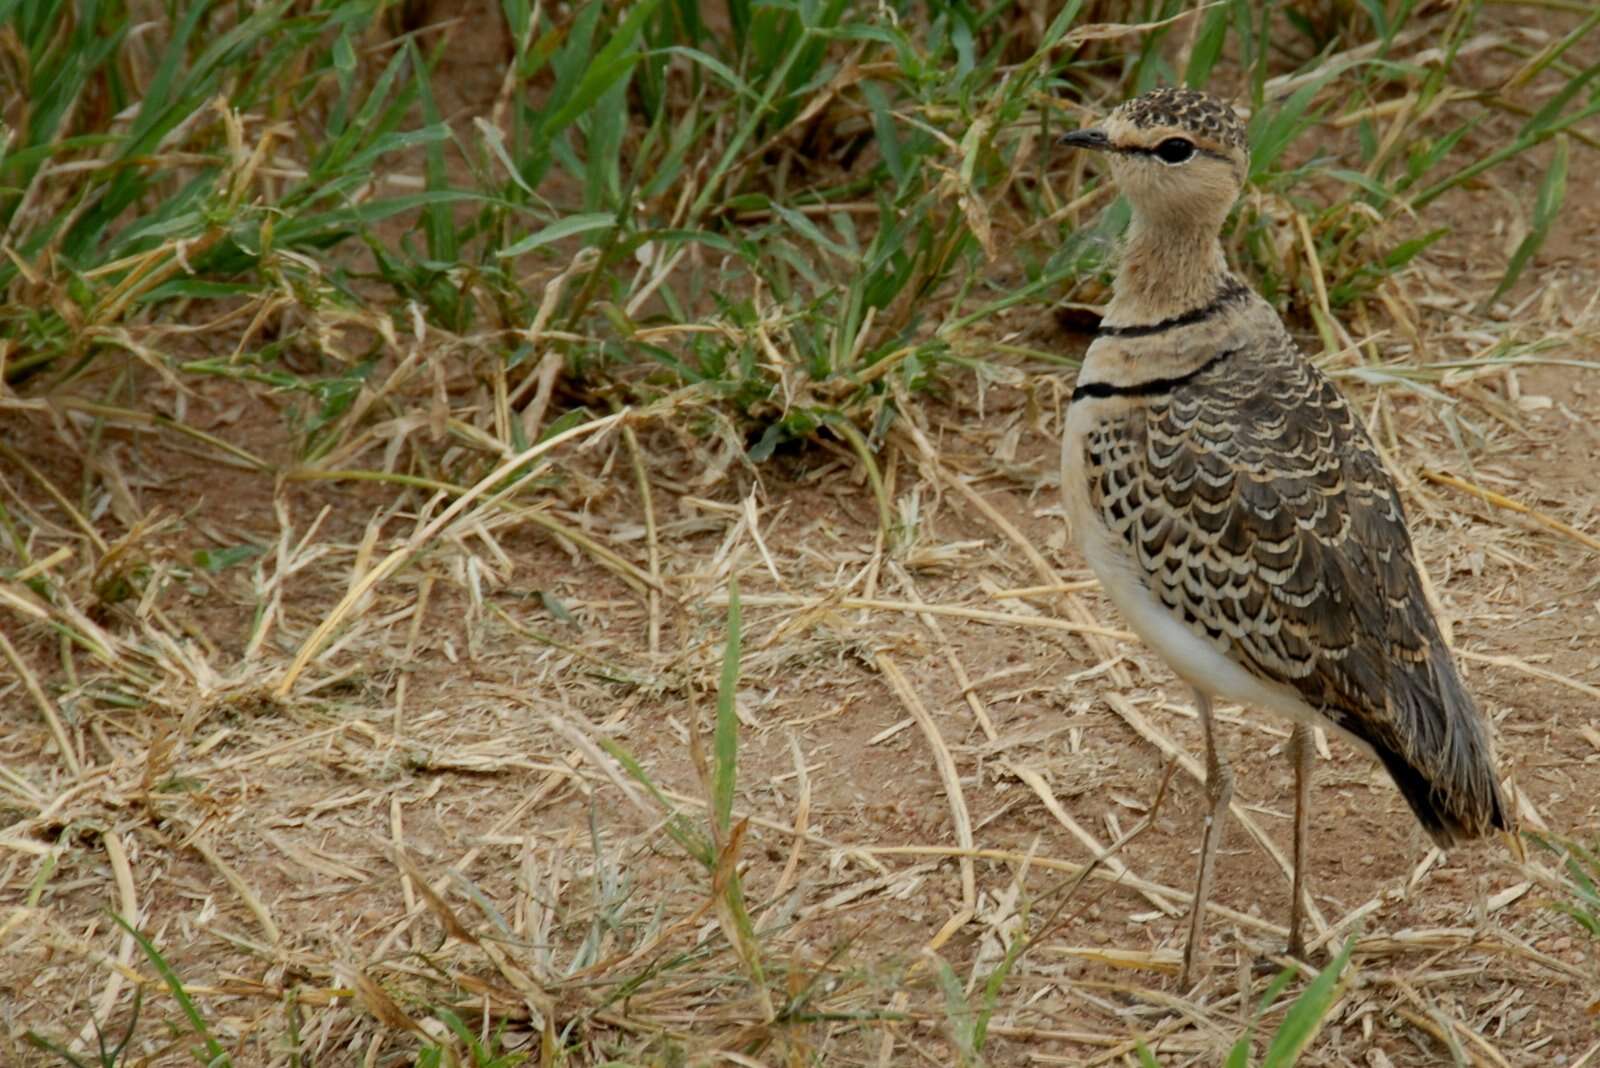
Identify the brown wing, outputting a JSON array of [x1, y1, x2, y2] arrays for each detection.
[[1089, 335, 1505, 844]]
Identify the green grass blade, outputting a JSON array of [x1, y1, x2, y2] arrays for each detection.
[[540, 0, 665, 139], [21, 1030, 91, 1068], [1483, 133, 1568, 309], [973, 924, 1027, 1053], [1250, 74, 1334, 181], [1186, 5, 1230, 88], [1411, 64, 1599, 208], [688, 27, 812, 219], [1259, 938, 1356, 1066], [930, 951, 978, 1066], [596, 738, 712, 866], [112, 912, 231, 1066], [410, 42, 457, 266], [659, 44, 756, 102], [498, 212, 617, 257], [712, 576, 741, 835]]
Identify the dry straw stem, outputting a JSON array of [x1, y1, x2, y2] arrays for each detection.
[[8, 544, 72, 583], [970, 1014, 1207, 1063], [621, 424, 663, 655], [77, 830, 138, 1053], [990, 580, 1100, 599], [274, 408, 629, 694], [188, 834, 280, 945], [1386, 972, 1512, 1068], [1003, 760, 1179, 917], [368, 709, 630, 961], [718, 591, 1134, 639], [388, 845, 478, 946], [0, 627, 82, 777], [278, 470, 658, 592], [874, 650, 976, 944], [1028, 759, 1178, 936], [0, 764, 47, 813], [0, 582, 52, 624], [52, 397, 270, 471], [1079, 1015, 1208, 1066], [1422, 468, 1600, 552], [0, 439, 110, 552], [861, 844, 1289, 940], [889, 561, 998, 741], [893, 404, 1134, 689], [517, 507, 657, 593], [490, 603, 651, 684], [1352, 926, 1584, 980], [768, 732, 812, 904], [543, 709, 864, 856], [1457, 648, 1600, 703]]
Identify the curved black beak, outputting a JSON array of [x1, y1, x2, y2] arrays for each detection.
[[1061, 127, 1111, 151]]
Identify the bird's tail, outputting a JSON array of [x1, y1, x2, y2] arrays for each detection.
[[1370, 647, 1509, 849], [1374, 741, 1507, 848]]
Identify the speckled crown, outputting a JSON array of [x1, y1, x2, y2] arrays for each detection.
[[1113, 88, 1247, 153]]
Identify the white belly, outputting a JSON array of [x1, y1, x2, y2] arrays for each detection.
[[1062, 400, 1335, 732]]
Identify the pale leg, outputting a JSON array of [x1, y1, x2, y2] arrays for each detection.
[[1182, 689, 1233, 987], [1287, 722, 1314, 961]]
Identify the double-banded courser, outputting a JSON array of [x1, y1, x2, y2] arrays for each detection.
[[1060, 88, 1508, 985]]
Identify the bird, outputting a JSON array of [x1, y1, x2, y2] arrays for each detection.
[[1057, 87, 1508, 986]]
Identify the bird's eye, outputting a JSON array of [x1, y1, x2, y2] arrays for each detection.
[[1154, 137, 1195, 164]]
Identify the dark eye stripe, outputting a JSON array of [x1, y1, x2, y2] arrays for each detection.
[[1116, 144, 1232, 163]]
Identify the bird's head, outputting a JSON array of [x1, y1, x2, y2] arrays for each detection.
[[1062, 87, 1249, 231]]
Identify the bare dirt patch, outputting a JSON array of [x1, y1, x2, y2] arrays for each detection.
[[7, 321, 1599, 1066]]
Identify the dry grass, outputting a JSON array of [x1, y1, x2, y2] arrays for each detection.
[[6, 337, 1600, 1064]]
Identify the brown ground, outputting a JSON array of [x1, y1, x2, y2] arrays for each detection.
[[4, 6, 1600, 1068]]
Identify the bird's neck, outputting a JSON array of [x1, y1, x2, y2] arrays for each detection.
[[1107, 214, 1231, 326]]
